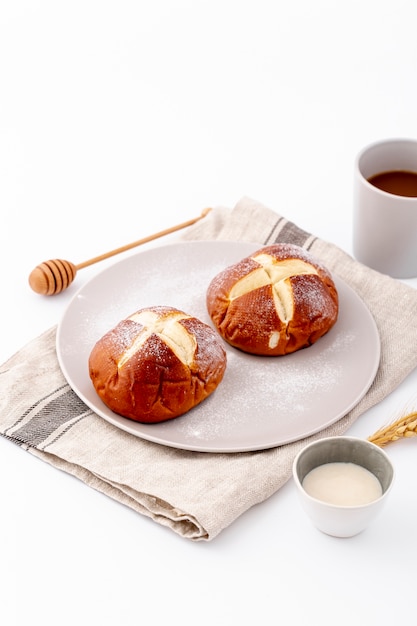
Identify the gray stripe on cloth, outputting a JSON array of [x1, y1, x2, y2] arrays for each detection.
[[5, 387, 90, 448], [266, 219, 317, 249], [262, 216, 286, 244]]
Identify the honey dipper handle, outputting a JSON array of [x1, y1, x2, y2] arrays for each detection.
[[75, 208, 212, 270]]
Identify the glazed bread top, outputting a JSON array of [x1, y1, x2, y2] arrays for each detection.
[[206, 243, 339, 356], [89, 306, 227, 423]]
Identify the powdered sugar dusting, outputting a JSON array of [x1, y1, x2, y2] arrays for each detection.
[[172, 331, 348, 442]]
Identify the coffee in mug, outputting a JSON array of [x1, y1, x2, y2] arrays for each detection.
[[367, 169, 417, 197]]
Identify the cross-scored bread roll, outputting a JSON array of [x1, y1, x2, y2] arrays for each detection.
[[89, 306, 227, 423], [206, 243, 339, 356]]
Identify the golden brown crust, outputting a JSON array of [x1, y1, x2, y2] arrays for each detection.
[[206, 243, 339, 356], [88, 306, 227, 423]]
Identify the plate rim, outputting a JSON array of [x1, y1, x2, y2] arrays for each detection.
[[56, 240, 381, 453]]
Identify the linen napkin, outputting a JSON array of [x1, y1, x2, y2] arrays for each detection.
[[1, 196, 417, 541]]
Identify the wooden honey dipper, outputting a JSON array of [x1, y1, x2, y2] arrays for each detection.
[[29, 208, 212, 296]]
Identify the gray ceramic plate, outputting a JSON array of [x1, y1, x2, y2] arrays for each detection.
[[56, 240, 380, 453]]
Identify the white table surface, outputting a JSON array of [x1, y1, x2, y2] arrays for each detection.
[[1, 2, 417, 624]]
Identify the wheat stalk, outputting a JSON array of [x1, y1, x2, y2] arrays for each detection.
[[368, 411, 417, 447]]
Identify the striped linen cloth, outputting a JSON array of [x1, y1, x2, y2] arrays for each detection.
[[1, 196, 417, 541]]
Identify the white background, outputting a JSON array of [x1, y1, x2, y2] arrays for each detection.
[[1, 2, 417, 625]]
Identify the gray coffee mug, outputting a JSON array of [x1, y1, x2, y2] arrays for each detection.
[[353, 138, 417, 278]]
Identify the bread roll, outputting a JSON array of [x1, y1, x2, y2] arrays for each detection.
[[89, 306, 227, 423], [206, 243, 338, 356]]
